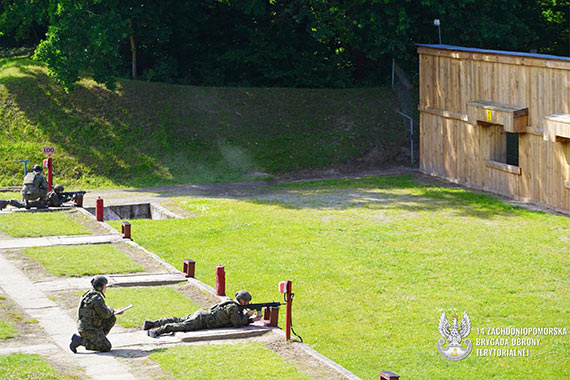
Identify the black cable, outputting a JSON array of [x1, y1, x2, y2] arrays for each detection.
[[285, 292, 303, 343]]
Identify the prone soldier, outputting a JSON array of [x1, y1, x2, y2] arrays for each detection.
[[0, 184, 85, 210], [144, 290, 262, 338], [47, 185, 85, 207]]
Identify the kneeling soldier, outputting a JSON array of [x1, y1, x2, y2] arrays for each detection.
[[144, 290, 260, 338], [69, 276, 123, 353]]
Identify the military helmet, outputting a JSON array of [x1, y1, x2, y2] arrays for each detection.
[[32, 164, 42, 173], [54, 184, 64, 192], [91, 275, 108, 291], [235, 290, 252, 302]]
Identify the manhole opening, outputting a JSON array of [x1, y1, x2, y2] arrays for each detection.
[[85, 203, 177, 220]]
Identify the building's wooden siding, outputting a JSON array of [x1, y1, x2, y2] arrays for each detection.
[[418, 46, 570, 213]]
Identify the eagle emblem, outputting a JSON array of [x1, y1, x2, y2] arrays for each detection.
[[437, 311, 472, 361]]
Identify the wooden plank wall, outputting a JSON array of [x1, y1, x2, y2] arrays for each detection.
[[418, 47, 570, 212]]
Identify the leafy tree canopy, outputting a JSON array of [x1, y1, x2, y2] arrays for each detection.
[[1, 0, 568, 89]]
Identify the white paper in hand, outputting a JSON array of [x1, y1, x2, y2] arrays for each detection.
[[114, 304, 133, 315]]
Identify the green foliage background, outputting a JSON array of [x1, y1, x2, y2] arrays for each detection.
[[1, 1, 568, 89]]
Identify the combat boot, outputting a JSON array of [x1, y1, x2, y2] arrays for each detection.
[[0, 200, 8, 210], [147, 328, 161, 338], [69, 334, 82, 353], [142, 320, 156, 330]]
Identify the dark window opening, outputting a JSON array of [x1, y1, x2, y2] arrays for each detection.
[[506, 132, 519, 166]]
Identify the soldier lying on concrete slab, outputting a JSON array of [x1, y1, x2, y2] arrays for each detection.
[[0, 184, 85, 210], [69, 276, 124, 353], [46, 184, 85, 207], [143, 290, 262, 338]]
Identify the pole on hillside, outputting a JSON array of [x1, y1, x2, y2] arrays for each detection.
[[398, 112, 414, 165], [47, 156, 53, 192]]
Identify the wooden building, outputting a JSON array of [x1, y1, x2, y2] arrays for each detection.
[[418, 44, 570, 213]]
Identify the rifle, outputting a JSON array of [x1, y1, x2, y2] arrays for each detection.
[[62, 191, 86, 207], [238, 302, 283, 317], [63, 191, 87, 198]]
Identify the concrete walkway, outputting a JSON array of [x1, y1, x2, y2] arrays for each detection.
[[0, 234, 122, 250], [0, 253, 137, 380], [35, 273, 188, 292]]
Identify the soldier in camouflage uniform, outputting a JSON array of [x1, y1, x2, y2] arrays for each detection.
[[144, 290, 260, 338], [46, 185, 73, 207], [69, 276, 123, 353], [21, 165, 48, 208]]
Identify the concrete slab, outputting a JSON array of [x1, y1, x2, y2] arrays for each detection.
[[0, 234, 122, 250], [0, 344, 58, 355], [35, 273, 188, 292], [107, 323, 274, 350]]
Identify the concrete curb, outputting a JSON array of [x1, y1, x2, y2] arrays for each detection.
[[0, 344, 58, 355], [0, 234, 122, 250], [35, 273, 188, 292]]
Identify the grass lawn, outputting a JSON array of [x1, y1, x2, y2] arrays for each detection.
[[24, 244, 143, 276], [105, 286, 201, 328], [0, 57, 402, 188], [0, 353, 60, 380], [118, 175, 570, 380], [149, 342, 311, 380], [0, 318, 17, 339], [0, 211, 91, 237]]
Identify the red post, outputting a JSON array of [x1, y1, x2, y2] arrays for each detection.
[[183, 259, 196, 278], [285, 280, 292, 340], [215, 266, 225, 296], [121, 221, 131, 239], [95, 197, 104, 221], [379, 371, 400, 380], [47, 156, 53, 192], [74, 193, 84, 207]]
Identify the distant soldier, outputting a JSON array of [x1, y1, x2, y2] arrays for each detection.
[[144, 290, 261, 338], [21, 164, 48, 208], [46, 184, 73, 207], [69, 276, 123, 353]]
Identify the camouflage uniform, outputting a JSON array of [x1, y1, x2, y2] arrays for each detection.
[[76, 289, 116, 352], [150, 300, 251, 336], [21, 172, 48, 202], [46, 191, 72, 207]]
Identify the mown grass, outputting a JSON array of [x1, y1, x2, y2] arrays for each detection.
[[0, 353, 60, 379], [116, 175, 570, 380], [0, 318, 17, 339], [149, 342, 311, 380], [0, 211, 90, 237], [105, 286, 201, 328], [24, 245, 143, 276], [0, 57, 402, 188]]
